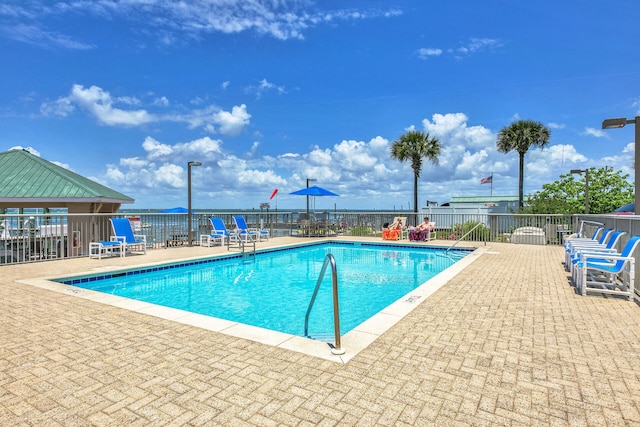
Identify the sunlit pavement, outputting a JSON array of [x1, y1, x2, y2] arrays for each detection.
[[2, 237, 640, 425]]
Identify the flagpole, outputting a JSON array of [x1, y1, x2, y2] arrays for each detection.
[[490, 172, 493, 197]]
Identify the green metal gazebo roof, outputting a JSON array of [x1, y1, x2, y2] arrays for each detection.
[[0, 149, 133, 204]]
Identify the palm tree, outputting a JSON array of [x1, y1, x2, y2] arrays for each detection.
[[496, 119, 551, 210], [390, 130, 441, 224]]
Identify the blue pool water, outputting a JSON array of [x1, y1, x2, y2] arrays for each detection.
[[57, 242, 469, 339]]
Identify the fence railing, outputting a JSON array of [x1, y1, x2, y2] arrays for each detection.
[[0, 211, 585, 265]]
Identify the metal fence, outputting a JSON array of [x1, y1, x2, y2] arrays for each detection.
[[1, 211, 585, 265]]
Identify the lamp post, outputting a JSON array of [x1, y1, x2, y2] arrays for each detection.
[[570, 169, 589, 214], [187, 161, 202, 246], [306, 178, 317, 236], [602, 116, 640, 213]]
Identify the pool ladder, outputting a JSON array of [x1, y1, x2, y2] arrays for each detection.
[[304, 253, 345, 355], [227, 236, 256, 257]]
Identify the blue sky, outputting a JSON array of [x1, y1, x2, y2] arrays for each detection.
[[1, 1, 640, 210]]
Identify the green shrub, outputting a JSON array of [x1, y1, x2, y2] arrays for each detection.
[[450, 220, 490, 241], [349, 226, 372, 236]]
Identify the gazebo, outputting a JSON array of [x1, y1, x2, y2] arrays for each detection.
[[0, 148, 133, 213], [0, 148, 134, 257]]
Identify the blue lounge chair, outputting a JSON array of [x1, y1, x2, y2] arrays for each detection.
[[233, 215, 269, 242], [564, 228, 612, 270], [109, 218, 147, 255], [574, 235, 640, 300], [568, 230, 625, 280], [204, 218, 236, 245], [564, 226, 603, 249]]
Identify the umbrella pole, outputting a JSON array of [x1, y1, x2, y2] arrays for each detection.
[[306, 194, 310, 237]]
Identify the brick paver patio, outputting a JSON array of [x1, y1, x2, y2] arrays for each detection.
[[2, 239, 640, 426]]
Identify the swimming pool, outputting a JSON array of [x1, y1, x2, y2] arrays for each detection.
[[56, 242, 470, 340]]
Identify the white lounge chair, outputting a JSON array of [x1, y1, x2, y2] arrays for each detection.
[[574, 235, 640, 301], [564, 228, 613, 270], [568, 230, 625, 282], [201, 218, 235, 246], [233, 215, 268, 241], [109, 218, 146, 256]]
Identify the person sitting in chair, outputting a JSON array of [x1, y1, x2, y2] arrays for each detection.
[[382, 218, 403, 240], [409, 217, 435, 241]]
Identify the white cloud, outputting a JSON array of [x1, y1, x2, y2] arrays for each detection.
[[455, 150, 489, 175], [3, 2, 402, 49], [423, 113, 494, 149], [212, 104, 251, 136], [41, 84, 252, 136], [179, 136, 224, 159], [185, 104, 252, 136], [245, 79, 285, 99], [141, 136, 224, 163], [582, 127, 608, 138], [105, 165, 125, 182], [333, 140, 379, 170], [66, 110, 634, 208], [456, 38, 503, 55], [421, 38, 503, 60], [237, 169, 286, 187], [633, 97, 640, 115], [40, 97, 74, 117], [41, 84, 156, 126], [9, 146, 40, 156], [246, 141, 260, 157], [416, 48, 442, 59], [120, 157, 149, 169], [153, 96, 169, 107], [526, 144, 586, 177], [548, 122, 566, 129], [155, 163, 184, 188], [142, 137, 173, 159], [70, 85, 155, 126], [3, 23, 95, 50]]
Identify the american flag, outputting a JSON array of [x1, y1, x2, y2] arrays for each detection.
[[480, 175, 493, 185]]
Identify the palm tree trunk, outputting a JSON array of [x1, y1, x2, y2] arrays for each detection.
[[518, 153, 525, 210], [413, 172, 419, 226]]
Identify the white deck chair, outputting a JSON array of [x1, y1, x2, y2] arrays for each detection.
[[109, 218, 146, 255], [574, 235, 640, 301]]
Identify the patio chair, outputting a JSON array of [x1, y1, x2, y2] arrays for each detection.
[[565, 228, 627, 269], [568, 230, 625, 281], [109, 218, 147, 256], [564, 226, 604, 247], [564, 228, 612, 270], [574, 235, 640, 301], [203, 217, 236, 246], [233, 215, 269, 242], [394, 217, 408, 240]]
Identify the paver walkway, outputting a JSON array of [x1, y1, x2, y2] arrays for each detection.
[[2, 240, 640, 426]]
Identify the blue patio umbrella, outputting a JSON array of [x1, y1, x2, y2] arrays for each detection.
[[290, 186, 339, 236], [289, 186, 339, 197]]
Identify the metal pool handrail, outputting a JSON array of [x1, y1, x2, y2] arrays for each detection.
[[445, 222, 484, 254], [227, 235, 256, 256], [304, 253, 345, 355]]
